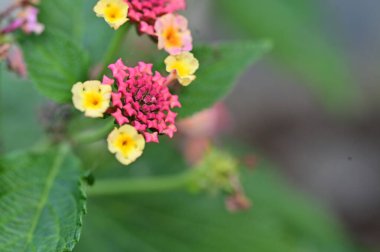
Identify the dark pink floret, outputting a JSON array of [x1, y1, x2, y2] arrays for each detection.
[[125, 0, 186, 35], [106, 59, 181, 143]]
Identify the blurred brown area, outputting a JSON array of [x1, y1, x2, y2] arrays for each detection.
[[186, 0, 380, 249]]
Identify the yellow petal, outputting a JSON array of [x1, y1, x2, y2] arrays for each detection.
[[71, 80, 111, 118], [107, 125, 146, 166], [165, 52, 199, 86], [93, 0, 129, 30]]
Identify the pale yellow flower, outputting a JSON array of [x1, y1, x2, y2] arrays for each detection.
[[72, 80, 112, 118], [165, 52, 199, 86], [155, 14, 192, 55], [107, 125, 145, 165], [94, 0, 129, 30]]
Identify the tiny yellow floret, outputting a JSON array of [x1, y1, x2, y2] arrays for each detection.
[[94, 0, 129, 30], [72, 80, 112, 118], [107, 125, 146, 165], [165, 52, 199, 86]]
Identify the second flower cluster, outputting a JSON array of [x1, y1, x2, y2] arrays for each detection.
[[72, 0, 199, 166]]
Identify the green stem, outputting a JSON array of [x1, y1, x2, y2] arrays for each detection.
[[74, 119, 115, 144], [31, 138, 52, 152], [0, 35, 13, 44], [87, 170, 195, 196], [97, 23, 130, 79], [70, 26, 129, 144]]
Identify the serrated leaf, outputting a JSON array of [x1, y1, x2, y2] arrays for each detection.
[[0, 145, 86, 252], [75, 142, 355, 252], [21, 31, 89, 103], [19, 0, 88, 103], [218, 0, 357, 110], [177, 41, 271, 118]]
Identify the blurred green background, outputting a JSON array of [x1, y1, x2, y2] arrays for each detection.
[[1, 0, 380, 251]]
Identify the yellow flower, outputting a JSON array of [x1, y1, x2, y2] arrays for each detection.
[[93, 0, 129, 30], [155, 14, 192, 55], [107, 125, 145, 165], [165, 52, 199, 86], [72, 80, 112, 118]]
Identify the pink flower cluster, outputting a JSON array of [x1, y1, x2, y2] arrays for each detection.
[[124, 0, 186, 35], [1, 6, 44, 35], [0, 2, 44, 78], [20, 6, 44, 34], [104, 59, 181, 143]]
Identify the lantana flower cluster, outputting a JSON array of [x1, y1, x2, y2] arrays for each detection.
[[94, 0, 199, 86], [72, 0, 200, 166], [0, 0, 44, 77], [107, 60, 181, 143], [178, 104, 252, 212]]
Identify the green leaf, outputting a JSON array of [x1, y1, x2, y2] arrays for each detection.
[[0, 65, 44, 153], [38, 0, 85, 42], [21, 31, 89, 103], [218, 0, 357, 110], [82, 0, 114, 63], [75, 142, 355, 252], [0, 145, 86, 252], [18, 0, 89, 103], [177, 41, 271, 118]]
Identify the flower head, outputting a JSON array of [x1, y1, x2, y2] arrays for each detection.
[[125, 0, 186, 36], [107, 125, 145, 165], [165, 52, 199, 86], [20, 6, 45, 34], [178, 103, 230, 138], [1, 6, 44, 35], [6, 45, 27, 78], [94, 0, 129, 29], [0, 44, 11, 60], [190, 148, 240, 194], [1, 19, 24, 34], [225, 192, 251, 213], [72, 80, 112, 118], [106, 59, 181, 143], [155, 14, 192, 55]]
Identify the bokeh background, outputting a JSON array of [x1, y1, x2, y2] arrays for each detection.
[[186, 0, 380, 249], [1, 0, 380, 251]]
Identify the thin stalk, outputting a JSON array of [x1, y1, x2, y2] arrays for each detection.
[[97, 23, 130, 79], [87, 170, 195, 196], [74, 119, 115, 145], [70, 25, 129, 144]]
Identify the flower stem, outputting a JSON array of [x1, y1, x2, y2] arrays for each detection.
[[74, 119, 115, 145], [87, 170, 195, 196], [97, 23, 130, 79]]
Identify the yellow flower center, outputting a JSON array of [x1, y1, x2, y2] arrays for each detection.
[[83, 91, 103, 109], [107, 125, 145, 165], [171, 62, 189, 77], [104, 4, 123, 22], [163, 26, 182, 48], [114, 134, 138, 156]]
